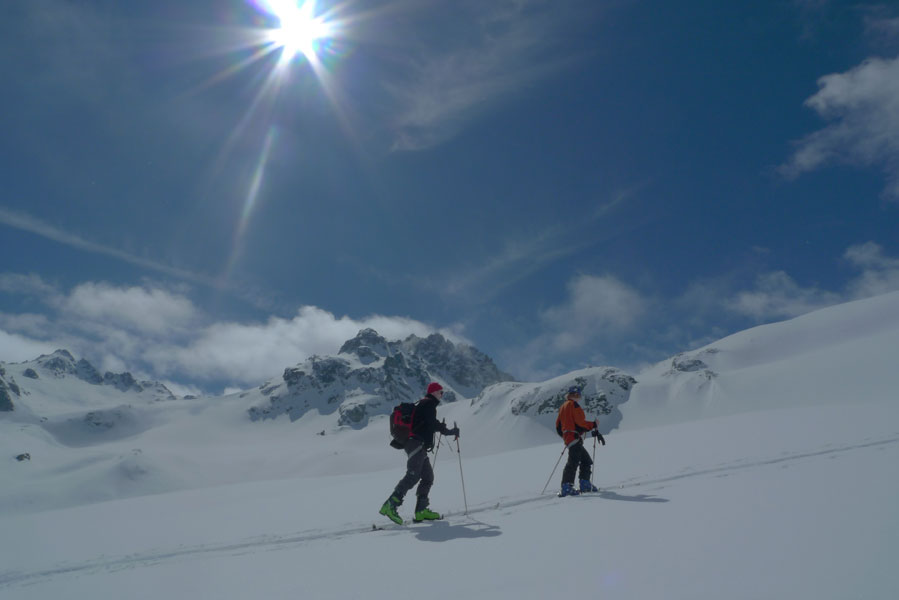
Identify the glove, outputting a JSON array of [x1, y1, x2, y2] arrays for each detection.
[[447, 426, 460, 438], [591, 429, 606, 445]]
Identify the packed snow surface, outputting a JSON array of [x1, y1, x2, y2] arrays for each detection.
[[1, 291, 898, 599]]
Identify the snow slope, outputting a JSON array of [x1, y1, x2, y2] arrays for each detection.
[[2, 402, 897, 599], [1, 291, 898, 599], [623, 291, 899, 429]]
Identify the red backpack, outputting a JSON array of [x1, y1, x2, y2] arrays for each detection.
[[389, 401, 417, 448]]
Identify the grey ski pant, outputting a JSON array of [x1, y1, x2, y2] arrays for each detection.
[[392, 439, 434, 506]]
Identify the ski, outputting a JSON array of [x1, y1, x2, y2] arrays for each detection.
[[371, 522, 405, 530], [558, 489, 601, 497]]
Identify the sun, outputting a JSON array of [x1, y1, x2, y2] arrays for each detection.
[[264, 0, 332, 62]]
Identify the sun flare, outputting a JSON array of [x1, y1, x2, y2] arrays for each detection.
[[265, 0, 331, 62]]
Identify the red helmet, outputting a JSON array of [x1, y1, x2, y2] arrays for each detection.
[[426, 382, 444, 395]]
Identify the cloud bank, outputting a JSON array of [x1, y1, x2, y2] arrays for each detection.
[[2, 243, 897, 389], [0, 277, 463, 393]]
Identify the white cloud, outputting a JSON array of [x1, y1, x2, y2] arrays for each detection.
[[0, 329, 58, 363], [782, 56, 899, 200], [725, 243, 899, 322], [494, 273, 649, 380], [541, 274, 647, 352], [726, 271, 842, 320], [844, 241, 899, 298], [144, 305, 459, 384], [0, 277, 459, 389], [62, 282, 201, 336]]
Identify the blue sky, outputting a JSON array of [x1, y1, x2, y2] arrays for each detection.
[[1, 0, 898, 395]]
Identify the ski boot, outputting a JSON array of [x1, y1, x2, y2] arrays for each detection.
[[579, 479, 598, 493], [559, 482, 580, 497], [379, 496, 403, 525], [413, 498, 442, 523], [413, 508, 442, 523]]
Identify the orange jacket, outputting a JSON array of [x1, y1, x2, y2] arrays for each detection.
[[555, 399, 596, 445]]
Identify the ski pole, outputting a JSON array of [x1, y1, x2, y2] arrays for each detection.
[[454, 422, 468, 515], [591, 436, 597, 486], [432, 422, 444, 473], [431, 419, 446, 471], [541, 446, 567, 495]]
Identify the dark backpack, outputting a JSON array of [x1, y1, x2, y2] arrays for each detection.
[[389, 402, 417, 449]]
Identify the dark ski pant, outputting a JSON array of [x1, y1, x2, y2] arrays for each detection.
[[392, 439, 433, 511], [561, 439, 592, 484]]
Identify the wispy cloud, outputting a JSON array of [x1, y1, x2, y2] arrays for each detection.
[[863, 5, 899, 42], [384, 0, 596, 150], [781, 55, 899, 200], [0, 207, 221, 287], [439, 187, 643, 303]]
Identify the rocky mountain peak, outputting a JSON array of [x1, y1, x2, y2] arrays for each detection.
[[338, 328, 390, 364], [36, 349, 78, 375], [249, 329, 514, 428]]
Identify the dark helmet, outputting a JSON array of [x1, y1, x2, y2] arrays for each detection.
[[567, 385, 582, 396]]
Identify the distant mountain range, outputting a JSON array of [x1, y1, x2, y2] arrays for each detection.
[[0, 349, 176, 413], [4, 291, 897, 512], [0, 328, 638, 435]]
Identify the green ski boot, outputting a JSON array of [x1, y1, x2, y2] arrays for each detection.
[[379, 496, 403, 525], [413, 508, 442, 523]]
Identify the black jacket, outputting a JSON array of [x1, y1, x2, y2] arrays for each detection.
[[411, 394, 453, 450]]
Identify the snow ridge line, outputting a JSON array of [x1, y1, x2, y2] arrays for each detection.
[[2, 433, 896, 588]]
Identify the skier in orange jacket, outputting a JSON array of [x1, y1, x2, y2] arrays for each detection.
[[555, 386, 605, 496]]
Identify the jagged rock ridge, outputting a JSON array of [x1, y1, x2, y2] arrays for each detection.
[[478, 368, 637, 433], [0, 350, 176, 415], [248, 329, 514, 428], [31, 350, 176, 397]]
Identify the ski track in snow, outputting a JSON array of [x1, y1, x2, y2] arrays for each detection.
[[2, 433, 897, 589]]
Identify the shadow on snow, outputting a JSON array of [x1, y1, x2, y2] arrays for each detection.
[[412, 518, 502, 542]]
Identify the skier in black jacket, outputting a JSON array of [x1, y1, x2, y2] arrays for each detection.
[[380, 382, 459, 524]]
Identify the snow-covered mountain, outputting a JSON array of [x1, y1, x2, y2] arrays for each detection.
[[623, 289, 899, 429], [2, 291, 898, 599], [1, 328, 639, 511], [0, 349, 176, 416], [246, 328, 515, 427]]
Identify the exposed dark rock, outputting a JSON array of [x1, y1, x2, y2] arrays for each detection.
[[38, 350, 77, 376], [0, 381, 14, 411], [76, 359, 103, 384], [339, 328, 390, 357], [104, 371, 142, 393], [252, 329, 513, 428], [507, 370, 635, 433]]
